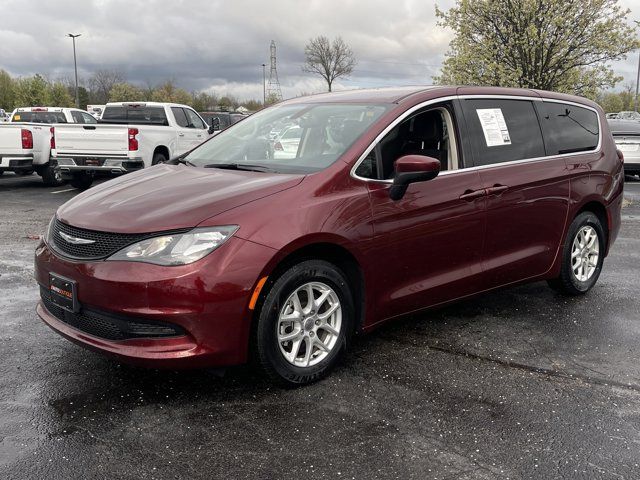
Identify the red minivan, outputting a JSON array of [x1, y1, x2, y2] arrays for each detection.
[[34, 86, 623, 385]]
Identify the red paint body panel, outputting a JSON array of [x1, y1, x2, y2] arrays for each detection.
[[34, 86, 623, 368]]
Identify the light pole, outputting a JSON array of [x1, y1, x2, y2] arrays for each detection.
[[635, 49, 640, 113], [262, 63, 266, 106], [67, 33, 81, 108]]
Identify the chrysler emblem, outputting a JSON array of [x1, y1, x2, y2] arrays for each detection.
[[59, 231, 95, 245]]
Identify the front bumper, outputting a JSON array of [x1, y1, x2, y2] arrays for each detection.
[[34, 236, 277, 368], [54, 156, 144, 176], [0, 154, 33, 172]]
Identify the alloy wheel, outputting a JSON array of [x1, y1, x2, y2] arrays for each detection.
[[277, 281, 342, 368]]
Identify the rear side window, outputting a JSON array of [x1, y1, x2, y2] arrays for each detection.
[[171, 107, 189, 128], [102, 106, 168, 125], [538, 102, 599, 155], [461, 99, 545, 166]]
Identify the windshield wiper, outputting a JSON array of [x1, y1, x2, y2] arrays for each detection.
[[168, 155, 196, 166], [202, 163, 277, 173]]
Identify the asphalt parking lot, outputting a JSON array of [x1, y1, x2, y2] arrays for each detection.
[[1, 173, 639, 480]]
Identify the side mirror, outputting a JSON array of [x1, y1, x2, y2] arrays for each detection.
[[389, 155, 440, 200], [210, 117, 221, 132]]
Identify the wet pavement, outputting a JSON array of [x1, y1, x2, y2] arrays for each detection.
[[1, 173, 639, 480]]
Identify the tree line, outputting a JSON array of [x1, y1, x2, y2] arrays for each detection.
[[0, 69, 263, 112]]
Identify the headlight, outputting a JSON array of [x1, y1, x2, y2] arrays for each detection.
[[44, 215, 55, 243], [107, 226, 238, 266]]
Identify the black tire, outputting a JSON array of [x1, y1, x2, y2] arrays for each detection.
[[255, 260, 355, 386], [548, 211, 605, 296], [152, 151, 168, 165], [69, 173, 93, 190], [41, 165, 65, 186]]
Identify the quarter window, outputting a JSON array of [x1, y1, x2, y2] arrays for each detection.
[[538, 102, 599, 155], [461, 99, 545, 166]]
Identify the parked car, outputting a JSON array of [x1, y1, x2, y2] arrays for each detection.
[[35, 86, 623, 386], [86, 104, 106, 119], [608, 119, 640, 177], [272, 125, 302, 159], [51, 102, 214, 189], [616, 111, 640, 121], [199, 111, 247, 131], [0, 107, 97, 184], [0, 109, 9, 122], [605, 112, 619, 119]]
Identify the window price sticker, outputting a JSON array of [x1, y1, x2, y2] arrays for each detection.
[[476, 108, 511, 147]]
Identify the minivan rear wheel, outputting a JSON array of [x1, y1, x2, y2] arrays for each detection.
[[548, 211, 605, 296], [255, 260, 354, 386]]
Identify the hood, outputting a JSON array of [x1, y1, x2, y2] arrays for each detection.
[[57, 164, 304, 233]]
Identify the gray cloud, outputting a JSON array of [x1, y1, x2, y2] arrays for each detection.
[[0, 0, 638, 101]]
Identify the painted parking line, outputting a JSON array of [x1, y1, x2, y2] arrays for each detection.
[[51, 188, 75, 194]]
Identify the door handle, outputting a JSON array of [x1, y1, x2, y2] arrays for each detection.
[[486, 185, 509, 195], [178, 133, 185, 137], [196, 134, 202, 138], [459, 189, 486, 201]]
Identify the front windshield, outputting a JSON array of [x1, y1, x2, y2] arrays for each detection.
[[185, 103, 390, 174]]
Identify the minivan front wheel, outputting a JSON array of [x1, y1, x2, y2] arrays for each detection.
[[255, 260, 354, 386], [548, 212, 605, 295]]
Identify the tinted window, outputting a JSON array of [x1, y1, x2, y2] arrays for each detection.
[[462, 99, 545, 166], [185, 109, 206, 129], [171, 107, 189, 128], [11, 111, 67, 123], [538, 102, 599, 155], [102, 106, 168, 125]]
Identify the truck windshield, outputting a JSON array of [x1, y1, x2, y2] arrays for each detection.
[[185, 103, 389, 174], [12, 111, 67, 123], [101, 106, 168, 125]]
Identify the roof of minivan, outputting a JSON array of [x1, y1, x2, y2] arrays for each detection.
[[281, 86, 599, 110]]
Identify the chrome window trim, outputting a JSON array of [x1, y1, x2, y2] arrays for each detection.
[[350, 94, 602, 184]]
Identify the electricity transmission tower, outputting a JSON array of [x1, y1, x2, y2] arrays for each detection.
[[266, 40, 283, 103]]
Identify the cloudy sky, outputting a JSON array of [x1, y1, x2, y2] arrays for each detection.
[[1, 0, 639, 101]]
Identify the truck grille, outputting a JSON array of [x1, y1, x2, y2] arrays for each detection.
[[40, 287, 185, 341], [50, 217, 187, 260]]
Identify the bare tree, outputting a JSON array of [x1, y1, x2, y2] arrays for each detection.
[[89, 69, 125, 103], [302, 36, 356, 92]]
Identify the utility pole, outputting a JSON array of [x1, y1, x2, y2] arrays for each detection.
[[67, 33, 81, 108], [262, 63, 266, 106], [266, 40, 283, 102]]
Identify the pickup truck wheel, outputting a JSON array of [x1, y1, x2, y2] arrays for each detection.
[[69, 173, 94, 190], [152, 152, 168, 165], [41, 165, 65, 186]]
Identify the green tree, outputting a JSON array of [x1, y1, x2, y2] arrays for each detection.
[[109, 82, 144, 102], [435, 0, 638, 97], [191, 91, 218, 111], [151, 81, 192, 105], [48, 82, 74, 107], [0, 70, 15, 110], [302, 36, 356, 92], [598, 92, 624, 113], [13, 74, 50, 106], [241, 99, 263, 111]]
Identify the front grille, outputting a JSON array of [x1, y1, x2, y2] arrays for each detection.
[[40, 287, 185, 341], [50, 218, 188, 260]]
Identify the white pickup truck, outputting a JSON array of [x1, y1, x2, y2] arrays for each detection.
[[51, 102, 214, 189], [0, 107, 97, 185]]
